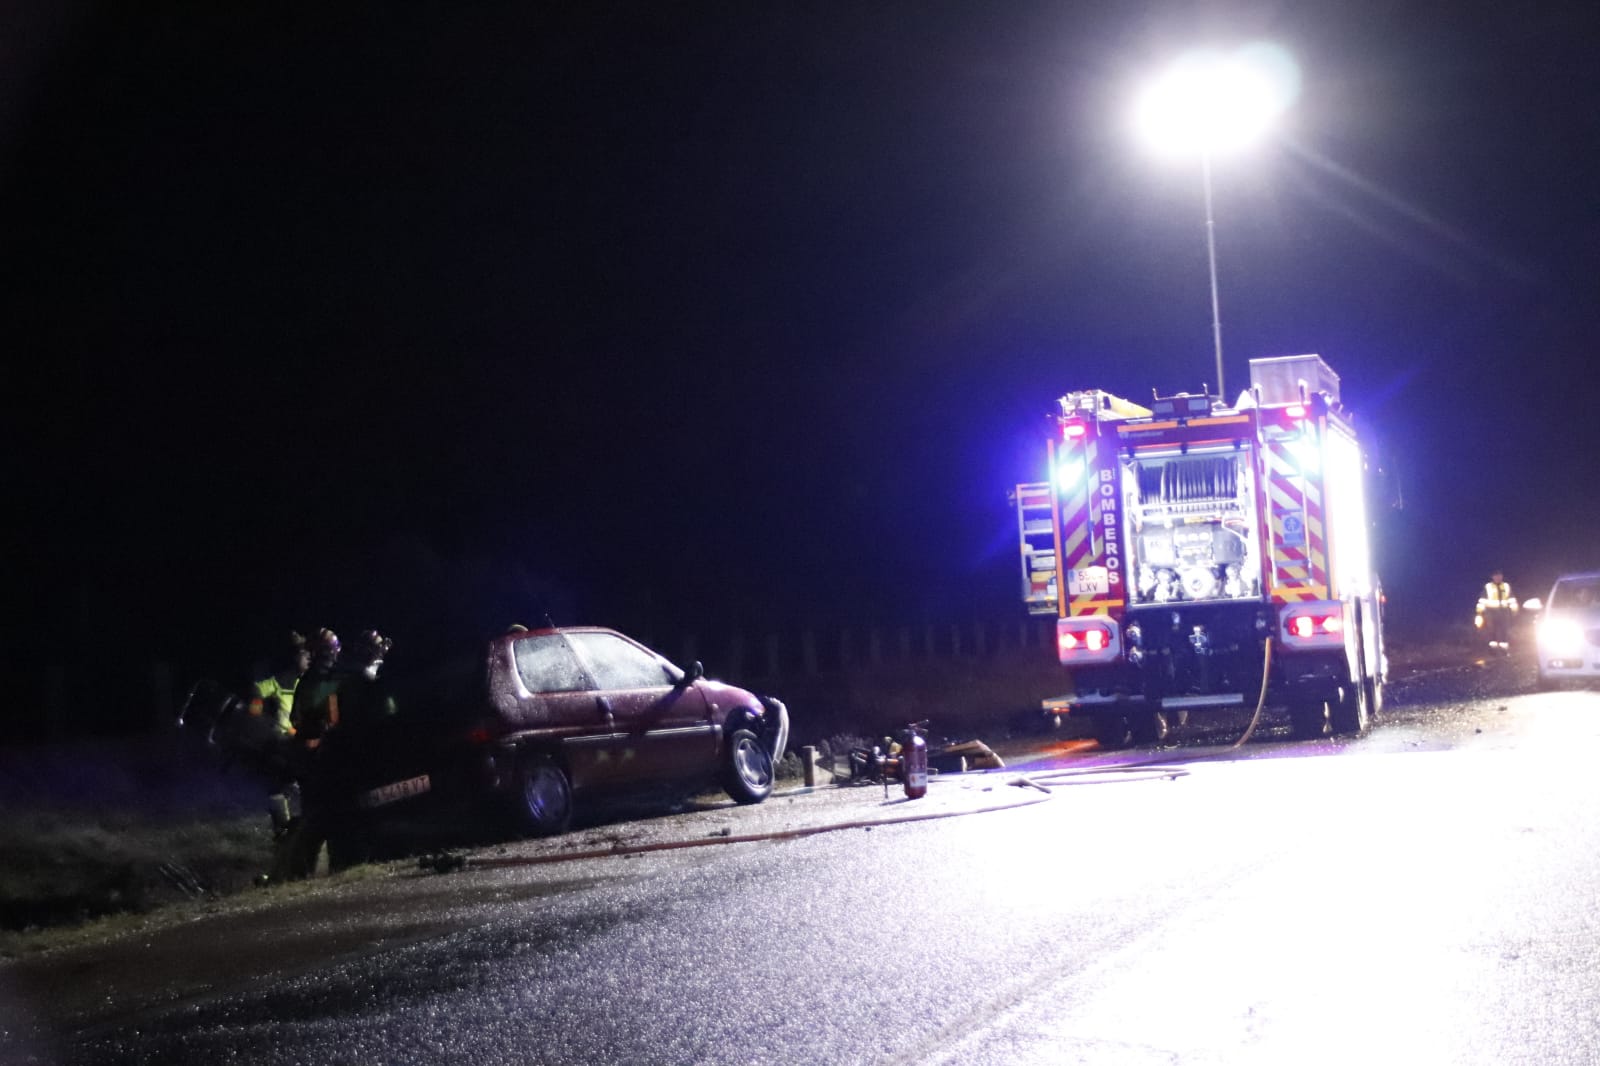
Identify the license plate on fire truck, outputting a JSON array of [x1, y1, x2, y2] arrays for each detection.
[[1067, 566, 1109, 596], [358, 774, 431, 810]]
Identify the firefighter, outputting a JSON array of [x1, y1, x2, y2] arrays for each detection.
[[250, 631, 310, 739], [1476, 570, 1518, 652], [288, 627, 344, 745], [320, 630, 397, 872], [335, 630, 396, 732], [248, 631, 310, 835], [285, 629, 397, 877], [271, 628, 342, 881]]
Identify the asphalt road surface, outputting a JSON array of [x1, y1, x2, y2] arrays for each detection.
[[5, 649, 1599, 1065]]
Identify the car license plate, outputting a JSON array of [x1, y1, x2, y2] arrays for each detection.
[[358, 774, 431, 810]]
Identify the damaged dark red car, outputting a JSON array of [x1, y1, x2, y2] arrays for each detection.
[[325, 626, 789, 850]]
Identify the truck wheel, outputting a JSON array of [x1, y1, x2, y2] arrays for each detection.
[[1289, 701, 1331, 740], [1363, 676, 1384, 717], [1093, 713, 1133, 750], [721, 726, 774, 804], [1131, 710, 1170, 746], [1330, 681, 1370, 736], [511, 753, 572, 837]]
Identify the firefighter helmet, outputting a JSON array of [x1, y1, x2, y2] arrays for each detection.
[[354, 629, 392, 664], [311, 628, 341, 664], [279, 630, 310, 672]]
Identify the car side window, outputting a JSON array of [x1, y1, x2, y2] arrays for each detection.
[[1552, 580, 1599, 609], [567, 632, 676, 691], [512, 634, 594, 694]]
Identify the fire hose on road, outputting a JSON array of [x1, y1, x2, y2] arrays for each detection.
[[421, 643, 1273, 874], [424, 761, 1196, 874]]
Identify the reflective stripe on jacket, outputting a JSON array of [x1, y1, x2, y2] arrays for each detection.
[[1478, 581, 1517, 611]]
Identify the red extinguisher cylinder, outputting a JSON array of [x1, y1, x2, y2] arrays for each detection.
[[903, 732, 928, 799]]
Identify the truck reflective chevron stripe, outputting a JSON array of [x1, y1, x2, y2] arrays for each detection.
[[1055, 433, 1095, 611], [1056, 431, 1125, 616], [1265, 436, 1328, 602]]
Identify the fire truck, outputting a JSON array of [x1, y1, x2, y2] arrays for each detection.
[[1014, 354, 1386, 748]]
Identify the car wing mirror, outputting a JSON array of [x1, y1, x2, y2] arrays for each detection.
[[676, 660, 704, 685], [1523, 598, 1542, 611]]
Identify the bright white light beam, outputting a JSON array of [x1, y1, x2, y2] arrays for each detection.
[[1134, 43, 1301, 158]]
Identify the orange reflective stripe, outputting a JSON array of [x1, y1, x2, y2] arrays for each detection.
[[327, 693, 340, 726]]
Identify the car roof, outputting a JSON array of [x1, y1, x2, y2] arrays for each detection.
[[502, 625, 636, 643], [1552, 571, 1600, 583]]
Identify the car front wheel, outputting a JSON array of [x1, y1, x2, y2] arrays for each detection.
[[721, 726, 774, 805]]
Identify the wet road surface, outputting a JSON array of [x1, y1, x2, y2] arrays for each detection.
[[5, 648, 1599, 1065]]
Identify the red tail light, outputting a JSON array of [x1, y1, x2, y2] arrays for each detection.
[[1064, 421, 1087, 440], [1287, 612, 1343, 639], [1059, 624, 1112, 653], [466, 725, 495, 745]]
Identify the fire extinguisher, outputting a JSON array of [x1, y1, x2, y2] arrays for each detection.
[[903, 724, 928, 800]]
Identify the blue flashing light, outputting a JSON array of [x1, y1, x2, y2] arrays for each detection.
[[1055, 458, 1087, 493]]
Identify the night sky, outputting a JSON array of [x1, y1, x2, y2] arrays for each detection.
[[7, 2, 1599, 734]]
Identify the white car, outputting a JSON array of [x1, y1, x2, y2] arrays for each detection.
[[1535, 571, 1600, 689]]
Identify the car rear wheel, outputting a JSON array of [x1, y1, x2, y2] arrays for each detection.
[[511, 753, 572, 836], [721, 726, 774, 805]]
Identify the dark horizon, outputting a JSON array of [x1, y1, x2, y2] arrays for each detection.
[[8, 2, 1599, 738]]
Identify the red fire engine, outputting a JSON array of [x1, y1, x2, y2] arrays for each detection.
[[1014, 354, 1386, 748]]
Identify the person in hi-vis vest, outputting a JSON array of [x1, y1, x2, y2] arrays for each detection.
[[1476, 570, 1518, 651]]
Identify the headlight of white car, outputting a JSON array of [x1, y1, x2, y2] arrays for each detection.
[[1539, 617, 1586, 659]]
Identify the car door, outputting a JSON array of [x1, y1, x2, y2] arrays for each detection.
[[563, 630, 715, 785], [506, 631, 619, 789]]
